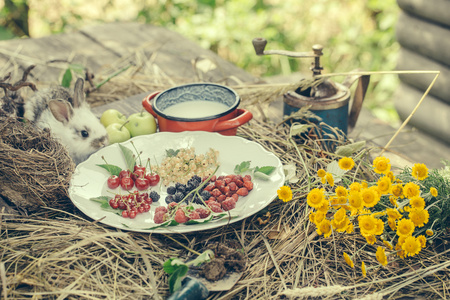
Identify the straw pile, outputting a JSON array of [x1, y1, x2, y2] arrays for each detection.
[[1, 51, 448, 300], [1, 117, 448, 299]]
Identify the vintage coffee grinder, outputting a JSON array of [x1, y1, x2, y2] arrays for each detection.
[[252, 37, 370, 137]]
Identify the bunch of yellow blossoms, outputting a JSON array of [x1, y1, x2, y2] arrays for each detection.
[[306, 156, 437, 273]]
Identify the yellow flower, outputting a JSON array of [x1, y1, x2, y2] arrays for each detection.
[[408, 208, 429, 227], [277, 186, 293, 202], [361, 187, 380, 208], [316, 219, 332, 238], [377, 176, 392, 195], [307, 188, 326, 209], [386, 171, 395, 183], [386, 208, 402, 220], [373, 156, 391, 175], [349, 182, 362, 192], [403, 182, 420, 198], [430, 187, 438, 197], [335, 186, 348, 198], [409, 195, 425, 210], [333, 207, 347, 225], [396, 218, 415, 237], [343, 252, 354, 268], [365, 235, 376, 245], [325, 172, 334, 187], [361, 181, 368, 189], [417, 235, 426, 248], [383, 240, 393, 250], [395, 242, 406, 259], [311, 211, 325, 225], [376, 246, 388, 266], [412, 163, 428, 180], [358, 215, 378, 237], [332, 217, 350, 232], [346, 222, 354, 233], [348, 190, 363, 212], [361, 261, 367, 277], [402, 236, 422, 257], [317, 200, 330, 213], [391, 184, 403, 198], [389, 196, 398, 207], [338, 157, 355, 171], [426, 229, 434, 236], [317, 169, 326, 178], [388, 218, 397, 231], [374, 218, 384, 235]]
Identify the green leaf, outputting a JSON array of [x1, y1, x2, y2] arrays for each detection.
[[335, 141, 366, 157], [188, 249, 214, 267], [96, 164, 122, 176], [163, 258, 186, 274], [253, 171, 271, 181], [119, 144, 136, 171], [234, 161, 251, 174], [166, 149, 180, 157], [68, 63, 85, 74], [255, 166, 276, 175], [168, 264, 189, 293], [61, 69, 72, 88], [90, 195, 110, 204], [290, 123, 312, 137]]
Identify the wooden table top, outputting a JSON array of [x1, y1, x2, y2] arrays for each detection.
[[1, 22, 448, 168]]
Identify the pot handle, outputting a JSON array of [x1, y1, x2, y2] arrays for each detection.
[[213, 109, 253, 132], [142, 91, 161, 118], [342, 69, 370, 132]]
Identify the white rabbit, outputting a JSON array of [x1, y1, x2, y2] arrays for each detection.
[[24, 78, 108, 164]]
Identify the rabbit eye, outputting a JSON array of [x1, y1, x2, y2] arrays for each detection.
[[81, 130, 89, 138]]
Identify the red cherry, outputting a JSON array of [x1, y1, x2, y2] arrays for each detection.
[[122, 210, 129, 218], [107, 175, 120, 189], [132, 169, 145, 181], [145, 173, 160, 186], [119, 170, 131, 179], [128, 210, 137, 219], [134, 165, 146, 173], [121, 177, 134, 190], [135, 177, 150, 191]]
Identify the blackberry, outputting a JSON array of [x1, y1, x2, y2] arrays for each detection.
[[192, 175, 202, 184], [165, 194, 175, 204], [200, 190, 211, 201], [167, 186, 176, 195], [192, 195, 203, 205], [176, 184, 186, 194], [150, 190, 160, 202], [174, 192, 185, 202]]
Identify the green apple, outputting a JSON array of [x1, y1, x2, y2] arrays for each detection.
[[106, 122, 131, 144], [125, 111, 157, 137], [100, 109, 127, 127]]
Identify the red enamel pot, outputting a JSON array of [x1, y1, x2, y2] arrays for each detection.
[[142, 83, 252, 136]]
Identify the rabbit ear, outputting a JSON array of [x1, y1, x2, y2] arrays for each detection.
[[48, 99, 74, 124], [72, 78, 86, 108]]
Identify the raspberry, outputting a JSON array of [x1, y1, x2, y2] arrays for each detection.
[[235, 179, 244, 187], [231, 193, 239, 201], [195, 207, 210, 219], [220, 185, 230, 195], [243, 181, 253, 191], [204, 183, 215, 192], [188, 211, 201, 220], [216, 194, 226, 203], [243, 175, 252, 182], [174, 209, 189, 223], [236, 187, 249, 196], [211, 188, 222, 198], [221, 197, 237, 211], [228, 182, 238, 191], [154, 211, 167, 224], [208, 202, 223, 213], [215, 180, 225, 189], [155, 206, 168, 214]]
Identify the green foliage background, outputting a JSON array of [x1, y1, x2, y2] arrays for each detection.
[[1, 0, 400, 124]]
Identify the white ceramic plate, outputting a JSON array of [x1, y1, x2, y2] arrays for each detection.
[[68, 131, 285, 233]]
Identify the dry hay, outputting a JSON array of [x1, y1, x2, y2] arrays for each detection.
[[1, 117, 449, 300], [0, 116, 75, 213]]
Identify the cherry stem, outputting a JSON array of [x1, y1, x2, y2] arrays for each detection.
[[101, 156, 109, 165], [130, 140, 142, 166]]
